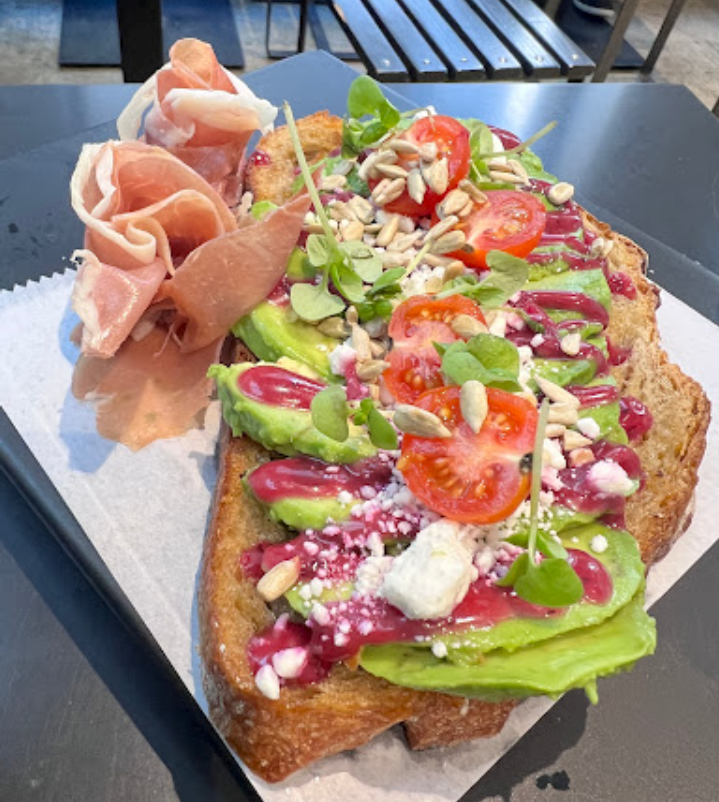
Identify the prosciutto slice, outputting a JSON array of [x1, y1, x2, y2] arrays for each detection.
[[71, 250, 167, 358], [159, 193, 311, 352], [116, 38, 276, 205], [72, 328, 223, 452]]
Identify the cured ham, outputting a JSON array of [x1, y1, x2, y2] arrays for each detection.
[[72, 328, 223, 452], [71, 250, 167, 358], [159, 193, 311, 352], [116, 38, 276, 205]]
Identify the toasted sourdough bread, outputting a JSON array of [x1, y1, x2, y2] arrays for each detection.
[[199, 117, 711, 782]]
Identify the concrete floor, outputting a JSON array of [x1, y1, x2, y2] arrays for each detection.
[[0, 0, 717, 111]]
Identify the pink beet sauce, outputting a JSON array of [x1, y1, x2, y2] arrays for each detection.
[[249, 149, 271, 167], [565, 384, 619, 407], [238, 365, 325, 410], [619, 396, 653, 442]]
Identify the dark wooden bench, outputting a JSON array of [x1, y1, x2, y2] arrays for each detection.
[[267, 0, 595, 82]]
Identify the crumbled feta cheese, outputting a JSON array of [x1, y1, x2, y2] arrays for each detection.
[[542, 465, 564, 491], [474, 545, 496, 576], [488, 311, 507, 338], [380, 520, 474, 619], [530, 333, 545, 348], [590, 534, 609, 554], [431, 641, 448, 659], [255, 664, 280, 700], [337, 490, 354, 505], [334, 633, 348, 647], [577, 417, 601, 440], [355, 555, 394, 597], [272, 647, 308, 679], [311, 602, 330, 626], [329, 342, 357, 378], [299, 584, 312, 601], [587, 461, 636, 496], [309, 577, 324, 598]]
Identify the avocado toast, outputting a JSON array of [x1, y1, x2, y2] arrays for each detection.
[[199, 81, 710, 782]]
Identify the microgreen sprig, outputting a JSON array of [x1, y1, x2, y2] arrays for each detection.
[[437, 250, 529, 307], [311, 390, 398, 450], [496, 398, 584, 608]]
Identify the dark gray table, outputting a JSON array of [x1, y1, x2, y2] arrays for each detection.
[[1, 56, 718, 802]]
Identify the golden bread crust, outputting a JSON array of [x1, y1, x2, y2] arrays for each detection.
[[246, 111, 344, 206]]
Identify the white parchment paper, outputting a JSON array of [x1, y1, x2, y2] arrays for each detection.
[[0, 270, 717, 801]]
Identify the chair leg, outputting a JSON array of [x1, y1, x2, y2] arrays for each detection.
[[713, 98, 719, 118], [543, 0, 564, 19], [266, 0, 311, 59], [591, 0, 641, 82], [640, 0, 690, 74]]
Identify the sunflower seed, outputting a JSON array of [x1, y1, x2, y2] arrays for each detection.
[[590, 236, 615, 259], [356, 359, 390, 381], [342, 220, 365, 242], [346, 305, 359, 325], [547, 403, 579, 426], [358, 149, 397, 181], [419, 141, 438, 162], [508, 159, 529, 182], [535, 376, 580, 408], [560, 332, 582, 357], [545, 423, 567, 439], [388, 231, 423, 252], [489, 170, 527, 185], [451, 314, 488, 339], [425, 214, 459, 243], [385, 138, 420, 155], [320, 174, 347, 191], [348, 195, 375, 224], [397, 215, 416, 234], [368, 384, 381, 401], [460, 381, 488, 434], [568, 447, 595, 468], [376, 215, 400, 247], [317, 317, 351, 339], [257, 558, 301, 602], [370, 178, 391, 203], [374, 177, 406, 206], [438, 189, 470, 219], [431, 229, 466, 255], [458, 200, 474, 218], [425, 157, 449, 194], [369, 339, 387, 358], [425, 274, 444, 294], [394, 405, 452, 439], [376, 163, 409, 180], [547, 181, 575, 206], [442, 260, 465, 281], [364, 223, 383, 234], [564, 429, 593, 451], [328, 201, 357, 223], [407, 168, 426, 205], [459, 180, 487, 204], [380, 250, 412, 267], [351, 324, 373, 361], [303, 223, 325, 234], [424, 253, 455, 268]]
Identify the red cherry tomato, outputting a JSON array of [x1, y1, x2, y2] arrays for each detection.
[[383, 296, 486, 404], [368, 116, 470, 217], [451, 190, 546, 271], [398, 386, 537, 524]]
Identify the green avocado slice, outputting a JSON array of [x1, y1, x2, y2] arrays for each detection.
[[431, 524, 645, 662], [359, 591, 655, 703], [245, 486, 357, 531], [527, 267, 611, 311], [209, 362, 376, 464], [233, 301, 336, 381]]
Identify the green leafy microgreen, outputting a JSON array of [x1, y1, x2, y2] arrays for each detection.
[[343, 77, 402, 156], [250, 200, 278, 220], [290, 281, 345, 321], [499, 399, 584, 608], [356, 297, 394, 322], [352, 397, 375, 426], [507, 529, 568, 561], [369, 266, 406, 295], [440, 334, 521, 391], [478, 120, 558, 161], [437, 250, 528, 308], [310, 385, 349, 442], [367, 408, 398, 450], [330, 260, 366, 304], [306, 234, 330, 267], [339, 241, 383, 282]]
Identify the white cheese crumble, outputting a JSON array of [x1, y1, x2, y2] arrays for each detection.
[[329, 341, 357, 378], [590, 534, 609, 554], [255, 664, 280, 700], [272, 647, 308, 679], [380, 520, 474, 619], [354, 555, 394, 597], [431, 641, 448, 659], [542, 437, 567, 471], [587, 460, 636, 496], [577, 417, 601, 440]]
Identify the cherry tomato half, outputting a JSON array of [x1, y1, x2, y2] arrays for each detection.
[[452, 190, 546, 271], [368, 116, 470, 217], [383, 296, 486, 404], [397, 386, 538, 524]]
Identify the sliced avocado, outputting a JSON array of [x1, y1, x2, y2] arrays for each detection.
[[532, 357, 597, 387], [528, 268, 611, 311], [573, 378, 628, 444], [430, 524, 645, 662], [250, 492, 357, 531], [210, 362, 376, 464], [285, 580, 354, 616], [233, 301, 337, 381], [285, 247, 317, 282], [360, 590, 655, 703]]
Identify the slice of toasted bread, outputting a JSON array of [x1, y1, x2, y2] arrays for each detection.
[[200, 121, 710, 782]]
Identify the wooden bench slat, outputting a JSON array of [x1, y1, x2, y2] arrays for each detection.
[[500, 0, 595, 78], [398, 0, 493, 80], [363, 0, 449, 81], [330, 0, 409, 81], [425, 0, 524, 79], [463, 0, 562, 78]]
